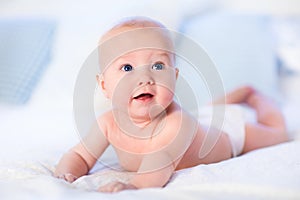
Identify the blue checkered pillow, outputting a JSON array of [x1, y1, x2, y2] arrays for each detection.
[[0, 19, 56, 104]]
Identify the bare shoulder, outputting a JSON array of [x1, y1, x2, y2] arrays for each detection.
[[166, 102, 199, 128], [97, 110, 114, 121], [95, 110, 115, 137], [156, 102, 205, 165], [164, 102, 201, 142]]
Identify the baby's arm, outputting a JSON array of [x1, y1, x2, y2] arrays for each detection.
[[128, 152, 180, 188], [54, 119, 109, 182], [98, 151, 180, 192], [54, 146, 91, 182]]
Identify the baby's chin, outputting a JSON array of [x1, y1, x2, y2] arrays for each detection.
[[129, 104, 167, 122], [128, 107, 154, 121]]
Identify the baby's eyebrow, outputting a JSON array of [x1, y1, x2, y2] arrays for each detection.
[[114, 53, 131, 61], [152, 52, 172, 60], [112, 55, 133, 65]]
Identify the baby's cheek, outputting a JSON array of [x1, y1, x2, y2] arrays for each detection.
[[158, 89, 174, 107], [111, 82, 134, 107]]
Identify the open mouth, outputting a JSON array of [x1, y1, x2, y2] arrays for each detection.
[[133, 93, 154, 101]]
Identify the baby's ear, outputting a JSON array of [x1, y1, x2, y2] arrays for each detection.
[[96, 74, 109, 98]]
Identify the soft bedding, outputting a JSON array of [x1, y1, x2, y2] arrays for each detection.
[[1, 1, 300, 199], [0, 138, 299, 199]]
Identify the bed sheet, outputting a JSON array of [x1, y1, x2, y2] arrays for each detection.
[[0, 135, 299, 200]]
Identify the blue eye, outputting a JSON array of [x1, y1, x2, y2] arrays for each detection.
[[152, 63, 164, 70], [121, 64, 133, 72]]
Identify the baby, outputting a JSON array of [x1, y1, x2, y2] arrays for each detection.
[[54, 17, 288, 193]]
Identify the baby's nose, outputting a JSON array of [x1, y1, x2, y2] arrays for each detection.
[[138, 75, 154, 86]]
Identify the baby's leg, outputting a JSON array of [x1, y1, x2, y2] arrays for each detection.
[[243, 91, 288, 153]]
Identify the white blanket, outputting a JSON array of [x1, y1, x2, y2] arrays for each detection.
[[1, 139, 299, 199]]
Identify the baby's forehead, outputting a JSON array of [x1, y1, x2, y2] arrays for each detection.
[[98, 25, 175, 72], [100, 25, 169, 45]]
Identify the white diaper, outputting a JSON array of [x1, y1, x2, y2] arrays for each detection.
[[198, 104, 246, 157]]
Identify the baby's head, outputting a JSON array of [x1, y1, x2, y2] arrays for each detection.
[[99, 16, 168, 45], [98, 16, 176, 72], [97, 17, 178, 120]]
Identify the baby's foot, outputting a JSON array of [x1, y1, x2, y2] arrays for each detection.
[[227, 85, 255, 104], [246, 90, 273, 109], [213, 85, 255, 104]]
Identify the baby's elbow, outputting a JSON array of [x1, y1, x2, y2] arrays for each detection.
[[279, 130, 290, 143]]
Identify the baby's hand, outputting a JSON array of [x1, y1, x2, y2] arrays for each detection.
[[98, 181, 137, 193], [55, 173, 78, 183]]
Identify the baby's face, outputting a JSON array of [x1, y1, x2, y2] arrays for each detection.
[[100, 49, 178, 119]]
